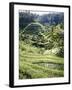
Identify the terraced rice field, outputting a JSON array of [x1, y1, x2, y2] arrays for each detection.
[[19, 42, 64, 79]]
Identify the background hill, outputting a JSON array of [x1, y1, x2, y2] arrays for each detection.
[[19, 11, 64, 30]]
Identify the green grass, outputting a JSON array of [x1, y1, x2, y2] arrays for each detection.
[[19, 41, 64, 79]]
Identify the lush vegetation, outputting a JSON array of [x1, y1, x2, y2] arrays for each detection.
[[19, 11, 64, 79]]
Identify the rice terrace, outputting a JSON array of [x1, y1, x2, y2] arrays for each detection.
[[19, 10, 64, 79]]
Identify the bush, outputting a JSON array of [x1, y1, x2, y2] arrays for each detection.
[[56, 47, 64, 57]]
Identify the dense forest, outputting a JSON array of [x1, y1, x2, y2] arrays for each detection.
[[19, 11, 64, 79]]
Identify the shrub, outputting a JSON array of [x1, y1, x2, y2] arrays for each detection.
[[56, 47, 64, 57]]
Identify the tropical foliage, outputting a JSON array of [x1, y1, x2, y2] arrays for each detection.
[[19, 11, 64, 79]]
